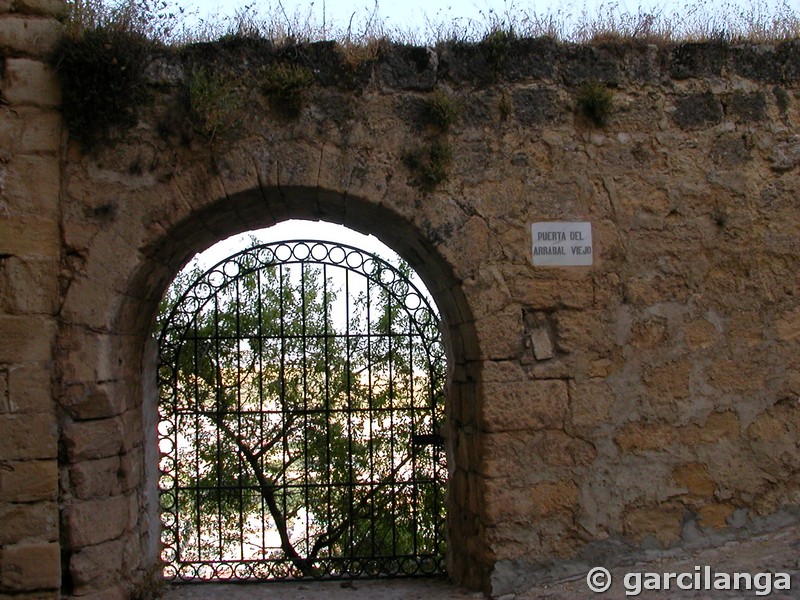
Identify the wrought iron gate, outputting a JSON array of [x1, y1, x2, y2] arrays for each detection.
[[157, 240, 447, 582]]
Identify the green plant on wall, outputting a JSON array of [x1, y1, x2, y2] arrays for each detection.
[[421, 90, 461, 132], [480, 26, 516, 73], [187, 67, 243, 141], [577, 80, 614, 127], [52, 26, 151, 148], [260, 62, 314, 119], [404, 139, 452, 190]]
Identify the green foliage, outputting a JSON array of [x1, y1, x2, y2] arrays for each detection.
[[186, 67, 243, 141], [479, 26, 516, 71], [577, 80, 614, 127], [421, 91, 460, 132], [260, 62, 314, 119], [52, 25, 151, 148], [404, 140, 452, 190]]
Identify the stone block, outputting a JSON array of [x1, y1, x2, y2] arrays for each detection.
[[707, 359, 764, 393], [553, 311, 609, 354], [1, 58, 60, 107], [697, 502, 734, 528], [0, 369, 7, 414], [0, 16, 61, 57], [485, 479, 578, 525], [0, 542, 60, 591], [62, 417, 123, 461], [63, 494, 130, 548], [682, 412, 740, 447], [63, 383, 126, 421], [624, 504, 683, 546], [0, 214, 60, 257], [17, 108, 61, 153], [0, 314, 57, 362], [0, 255, 59, 315], [643, 360, 692, 401], [474, 305, 524, 360], [70, 456, 121, 500], [530, 327, 553, 360], [2, 363, 53, 414], [69, 539, 123, 593], [615, 421, 677, 453], [672, 91, 723, 130], [14, 0, 67, 16], [0, 413, 57, 460], [511, 277, 594, 310], [480, 379, 568, 432], [568, 379, 614, 429], [481, 430, 596, 478], [776, 307, 800, 341], [3, 155, 60, 213], [0, 501, 58, 544], [683, 318, 718, 350], [673, 463, 715, 497], [0, 459, 57, 502]]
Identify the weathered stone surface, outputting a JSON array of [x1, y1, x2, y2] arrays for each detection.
[[0, 542, 60, 590], [0, 256, 59, 315], [0, 16, 61, 56], [529, 327, 553, 360], [14, 0, 67, 16], [63, 495, 130, 548], [2, 155, 60, 213], [0, 364, 53, 414], [615, 422, 677, 453], [1, 58, 60, 106], [568, 379, 614, 429], [0, 215, 60, 257], [0, 502, 58, 545], [69, 539, 124, 593], [0, 460, 57, 502], [624, 504, 683, 546], [0, 413, 57, 460], [697, 502, 735, 528], [485, 479, 578, 525], [673, 463, 715, 497], [62, 417, 123, 461], [683, 318, 718, 350], [70, 456, 121, 500], [480, 380, 568, 432], [672, 91, 723, 129]]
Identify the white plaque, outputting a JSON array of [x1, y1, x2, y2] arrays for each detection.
[[531, 222, 593, 266]]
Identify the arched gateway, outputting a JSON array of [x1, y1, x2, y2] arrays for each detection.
[[157, 239, 447, 581]]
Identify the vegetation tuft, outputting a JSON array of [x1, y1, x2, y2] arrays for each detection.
[[52, 26, 151, 148], [52, 0, 800, 148], [421, 91, 460, 132], [479, 26, 516, 72], [187, 67, 244, 141], [404, 140, 452, 190], [260, 62, 315, 119], [577, 80, 614, 127]]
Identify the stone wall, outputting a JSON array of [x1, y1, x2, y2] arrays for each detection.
[[1, 9, 800, 598], [0, 0, 63, 598]]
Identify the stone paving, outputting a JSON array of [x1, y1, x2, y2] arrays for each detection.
[[162, 523, 800, 599]]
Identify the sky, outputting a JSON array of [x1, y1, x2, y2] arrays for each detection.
[[179, 0, 799, 42]]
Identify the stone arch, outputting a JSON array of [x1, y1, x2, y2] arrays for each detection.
[[57, 185, 485, 598]]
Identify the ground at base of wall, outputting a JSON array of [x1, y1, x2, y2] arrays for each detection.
[[517, 523, 800, 600], [161, 524, 800, 599], [160, 576, 483, 599]]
